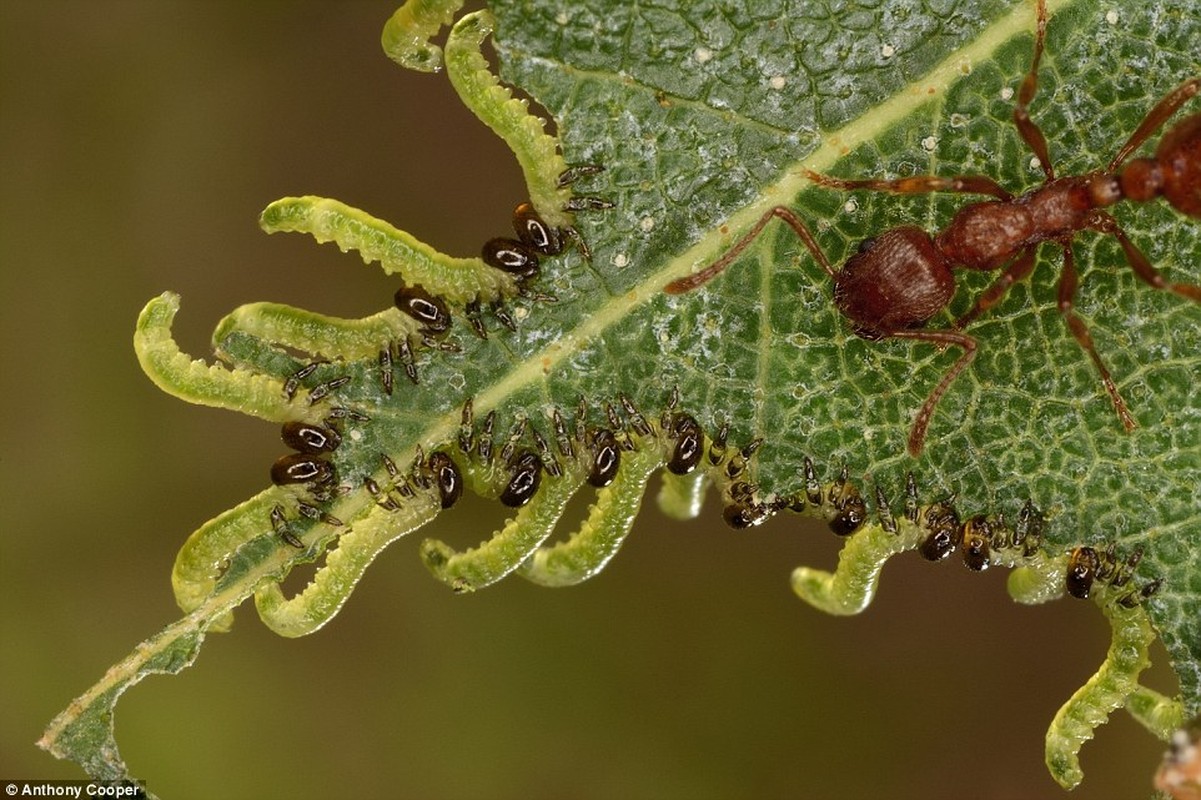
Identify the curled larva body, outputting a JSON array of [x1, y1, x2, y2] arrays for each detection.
[[380, 0, 464, 72], [443, 10, 573, 228], [1044, 587, 1158, 789], [135, 293, 293, 421], [261, 197, 517, 305]]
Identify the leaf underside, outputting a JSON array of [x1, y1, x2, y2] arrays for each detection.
[[40, 0, 1200, 792]]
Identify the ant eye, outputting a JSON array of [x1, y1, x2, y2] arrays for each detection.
[[667, 414, 703, 475], [270, 453, 334, 486], [428, 452, 463, 509], [281, 421, 342, 454], [394, 284, 451, 333], [588, 429, 620, 487], [856, 236, 878, 253], [482, 238, 540, 280], [513, 202, 564, 255], [500, 451, 543, 507]]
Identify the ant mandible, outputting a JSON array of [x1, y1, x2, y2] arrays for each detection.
[[665, 0, 1200, 457]]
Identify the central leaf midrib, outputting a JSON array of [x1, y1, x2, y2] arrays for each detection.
[[416, 0, 1074, 448]]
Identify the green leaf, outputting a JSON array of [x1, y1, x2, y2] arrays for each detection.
[[40, 0, 1200, 792], [492, 0, 1201, 700]]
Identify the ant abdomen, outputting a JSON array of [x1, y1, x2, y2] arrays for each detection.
[[834, 226, 954, 336]]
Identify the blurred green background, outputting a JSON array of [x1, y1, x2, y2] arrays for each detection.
[[0, 1, 1177, 798]]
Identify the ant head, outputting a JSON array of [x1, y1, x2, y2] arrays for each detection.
[[1155, 113, 1201, 218]]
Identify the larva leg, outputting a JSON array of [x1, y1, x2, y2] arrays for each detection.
[[1044, 588, 1156, 789], [135, 293, 294, 421], [420, 472, 582, 592], [255, 495, 441, 637], [214, 304, 418, 362], [260, 197, 517, 304], [520, 447, 664, 587], [791, 522, 925, 615], [444, 11, 573, 228], [380, 0, 465, 72], [657, 469, 710, 521]]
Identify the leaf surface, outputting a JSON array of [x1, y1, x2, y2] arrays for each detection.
[[41, 0, 1201, 788], [490, 0, 1201, 706]]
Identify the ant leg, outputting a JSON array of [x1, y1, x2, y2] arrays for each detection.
[[664, 206, 834, 294], [889, 330, 977, 457], [1012, 0, 1054, 180], [1055, 239, 1138, 431], [1108, 78, 1200, 171], [1088, 211, 1201, 302], [805, 170, 1013, 201], [953, 246, 1039, 330]]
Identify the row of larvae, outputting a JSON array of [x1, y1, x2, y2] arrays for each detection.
[[388, 171, 614, 391], [270, 418, 347, 548], [792, 465, 1164, 608], [266, 391, 1164, 614]]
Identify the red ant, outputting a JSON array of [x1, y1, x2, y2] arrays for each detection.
[[665, 0, 1200, 457]]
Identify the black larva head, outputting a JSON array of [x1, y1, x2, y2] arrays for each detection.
[[918, 502, 962, 562], [1066, 546, 1099, 599], [919, 527, 959, 562], [828, 494, 866, 536], [394, 283, 451, 334], [482, 238, 540, 280], [962, 537, 990, 571], [960, 516, 992, 571], [281, 421, 342, 454], [723, 502, 772, 529], [513, 202, 564, 256], [588, 429, 621, 488], [667, 414, 703, 475], [270, 453, 334, 486], [428, 451, 463, 509], [500, 451, 543, 508]]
